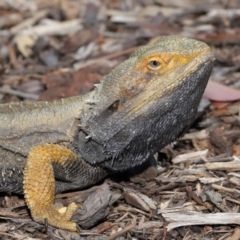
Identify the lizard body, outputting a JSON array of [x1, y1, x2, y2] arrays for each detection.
[[0, 36, 214, 231]]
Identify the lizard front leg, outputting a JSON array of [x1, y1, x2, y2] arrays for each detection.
[[23, 144, 81, 231], [23, 143, 109, 232]]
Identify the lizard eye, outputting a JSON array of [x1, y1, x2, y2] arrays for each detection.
[[148, 60, 161, 70]]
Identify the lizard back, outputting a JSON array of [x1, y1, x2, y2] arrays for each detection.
[[0, 96, 84, 166]]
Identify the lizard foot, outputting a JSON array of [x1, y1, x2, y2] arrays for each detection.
[[23, 144, 81, 232]]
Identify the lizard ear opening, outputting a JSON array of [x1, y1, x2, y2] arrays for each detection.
[[95, 100, 122, 121], [108, 100, 121, 113]]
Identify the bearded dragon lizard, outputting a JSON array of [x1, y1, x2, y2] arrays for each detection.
[[0, 36, 214, 231]]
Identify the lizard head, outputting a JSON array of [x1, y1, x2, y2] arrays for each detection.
[[78, 36, 214, 171]]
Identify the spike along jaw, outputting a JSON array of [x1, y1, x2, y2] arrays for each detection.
[[78, 36, 214, 171]]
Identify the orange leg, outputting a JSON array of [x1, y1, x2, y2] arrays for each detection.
[[23, 144, 81, 231]]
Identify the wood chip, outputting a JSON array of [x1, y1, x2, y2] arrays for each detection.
[[123, 188, 156, 211], [137, 221, 163, 230], [205, 157, 240, 171], [199, 177, 226, 184], [14, 19, 83, 38], [172, 149, 208, 164], [162, 212, 240, 231], [180, 129, 209, 140], [10, 10, 48, 34], [212, 184, 240, 195]]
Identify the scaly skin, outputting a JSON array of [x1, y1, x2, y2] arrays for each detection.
[[24, 144, 80, 231], [0, 36, 214, 231]]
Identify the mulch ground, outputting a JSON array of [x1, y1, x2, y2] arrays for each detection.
[[1, 0, 240, 239]]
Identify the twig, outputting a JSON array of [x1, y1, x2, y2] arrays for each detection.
[[14, 19, 82, 37], [116, 206, 161, 220], [212, 184, 240, 195], [10, 10, 49, 35], [0, 87, 39, 100], [186, 186, 213, 211], [74, 46, 138, 71], [3, 67, 56, 76], [7, 43, 18, 68], [107, 214, 136, 240]]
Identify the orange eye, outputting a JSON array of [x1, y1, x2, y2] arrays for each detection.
[[148, 60, 161, 70]]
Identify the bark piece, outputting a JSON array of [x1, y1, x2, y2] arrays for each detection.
[[72, 183, 120, 229]]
